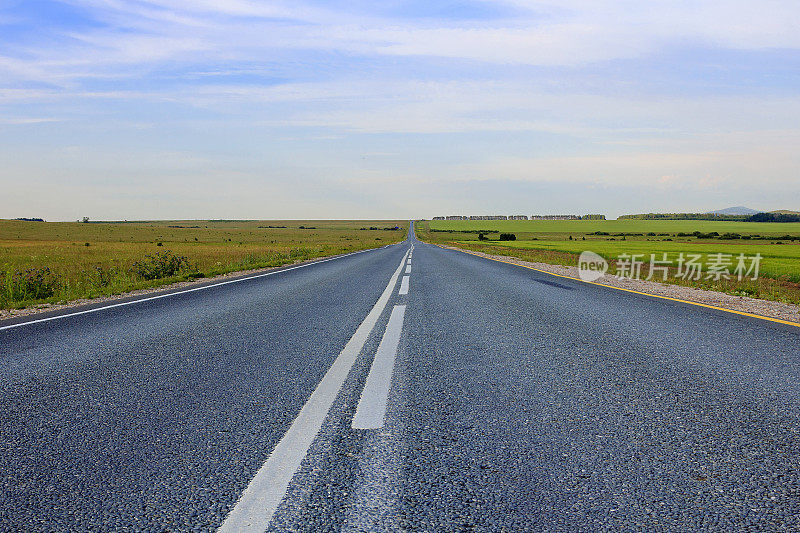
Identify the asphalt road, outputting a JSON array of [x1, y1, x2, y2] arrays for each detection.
[[2, 226, 800, 531]]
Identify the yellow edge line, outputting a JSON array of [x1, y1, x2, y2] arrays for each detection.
[[433, 243, 800, 328]]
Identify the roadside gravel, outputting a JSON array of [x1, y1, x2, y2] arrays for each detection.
[[444, 245, 800, 325]]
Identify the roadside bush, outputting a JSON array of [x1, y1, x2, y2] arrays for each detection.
[[92, 265, 117, 287], [478, 233, 488, 240], [499, 233, 516, 241], [2, 267, 61, 301], [132, 250, 192, 280]]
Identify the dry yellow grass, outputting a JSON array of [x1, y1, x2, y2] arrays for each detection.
[[0, 219, 407, 308]]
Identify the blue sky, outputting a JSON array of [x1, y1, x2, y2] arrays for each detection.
[[1, 0, 799, 220]]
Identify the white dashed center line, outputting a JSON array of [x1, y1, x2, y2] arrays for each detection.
[[405, 264, 411, 274], [218, 249, 409, 532], [398, 275, 410, 295], [352, 305, 407, 429]]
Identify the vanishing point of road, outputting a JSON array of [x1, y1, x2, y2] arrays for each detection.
[[2, 224, 799, 531]]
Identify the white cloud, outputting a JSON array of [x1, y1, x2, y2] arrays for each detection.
[[174, 80, 800, 137], [0, 117, 62, 124], [3, 0, 799, 88]]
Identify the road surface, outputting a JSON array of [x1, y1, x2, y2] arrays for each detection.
[[2, 225, 800, 531]]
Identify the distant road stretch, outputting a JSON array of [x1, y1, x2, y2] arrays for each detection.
[[2, 223, 800, 531]]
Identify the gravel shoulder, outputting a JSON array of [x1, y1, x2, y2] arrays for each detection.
[[442, 244, 800, 325]]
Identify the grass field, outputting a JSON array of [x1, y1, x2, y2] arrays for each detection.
[[418, 219, 800, 304], [0, 219, 407, 310], [484, 240, 800, 281], [428, 218, 800, 236]]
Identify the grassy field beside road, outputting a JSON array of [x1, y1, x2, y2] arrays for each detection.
[[0, 220, 407, 310], [417, 219, 800, 304], [428, 218, 800, 237]]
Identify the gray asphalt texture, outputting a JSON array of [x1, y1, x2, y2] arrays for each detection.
[[0, 246, 403, 531], [3, 228, 800, 531]]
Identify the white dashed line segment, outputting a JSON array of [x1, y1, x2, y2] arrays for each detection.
[[399, 276, 410, 295], [352, 305, 407, 429], [217, 249, 410, 532]]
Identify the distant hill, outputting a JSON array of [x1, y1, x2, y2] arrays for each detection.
[[770, 209, 800, 215], [706, 206, 762, 216]]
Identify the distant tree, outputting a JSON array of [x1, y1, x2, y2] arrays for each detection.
[[748, 212, 800, 222]]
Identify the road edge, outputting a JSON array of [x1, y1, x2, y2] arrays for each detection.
[[0, 244, 400, 330], [431, 242, 800, 329]]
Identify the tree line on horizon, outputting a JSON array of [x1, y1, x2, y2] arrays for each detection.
[[619, 212, 800, 222]]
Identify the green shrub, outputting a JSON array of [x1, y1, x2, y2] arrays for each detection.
[[92, 265, 117, 287], [132, 251, 192, 280], [499, 233, 516, 241], [1, 267, 61, 301]]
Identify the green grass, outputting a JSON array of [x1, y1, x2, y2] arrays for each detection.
[[417, 219, 800, 305], [429, 218, 800, 236], [0, 219, 407, 310], [485, 239, 800, 282]]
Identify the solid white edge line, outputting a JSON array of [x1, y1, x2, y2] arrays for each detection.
[[351, 305, 407, 429], [0, 245, 395, 332], [217, 248, 410, 532], [398, 275, 410, 295]]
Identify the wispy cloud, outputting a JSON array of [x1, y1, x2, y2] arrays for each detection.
[[0, 117, 62, 124], [5, 1, 800, 85]]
